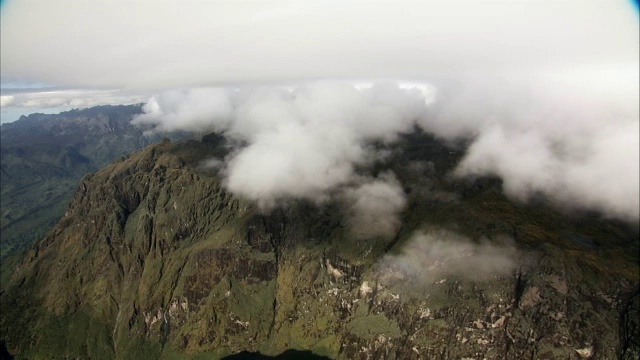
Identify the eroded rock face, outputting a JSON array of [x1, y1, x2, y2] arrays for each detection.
[[1, 134, 638, 360]]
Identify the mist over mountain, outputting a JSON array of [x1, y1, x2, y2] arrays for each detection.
[[0, 1, 638, 359], [133, 81, 639, 224], [0, 82, 637, 360], [0, 128, 638, 359]]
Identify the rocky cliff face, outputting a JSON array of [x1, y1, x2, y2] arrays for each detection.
[[1, 133, 638, 359]]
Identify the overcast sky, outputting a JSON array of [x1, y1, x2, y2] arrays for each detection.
[[0, 0, 638, 223], [1, 0, 638, 122]]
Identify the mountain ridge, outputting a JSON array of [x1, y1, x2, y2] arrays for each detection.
[[1, 131, 638, 359], [0, 105, 188, 256]]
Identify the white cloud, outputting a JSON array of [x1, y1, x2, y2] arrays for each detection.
[[134, 77, 639, 223], [134, 81, 421, 236], [221, 82, 424, 211], [3, 0, 636, 222], [134, 82, 426, 206], [2, 89, 147, 110], [0, 89, 149, 123], [378, 229, 517, 285], [131, 88, 233, 134], [343, 173, 407, 239], [423, 74, 640, 221], [0, 96, 15, 107], [454, 121, 640, 221]]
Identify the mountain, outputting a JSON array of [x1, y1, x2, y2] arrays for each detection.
[[0, 105, 185, 256], [0, 132, 638, 359]]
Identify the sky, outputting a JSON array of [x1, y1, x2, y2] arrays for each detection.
[[1, 0, 638, 122], [1, 0, 638, 224]]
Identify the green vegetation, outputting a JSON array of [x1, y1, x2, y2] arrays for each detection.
[[347, 314, 402, 339], [0, 105, 187, 256], [0, 131, 637, 359]]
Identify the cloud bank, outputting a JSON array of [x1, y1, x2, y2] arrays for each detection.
[[0, 88, 149, 123], [424, 74, 640, 221], [134, 78, 639, 224], [3, 1, 637, 219], [0, 89, 147, 109], [135, 81, 431, 237]]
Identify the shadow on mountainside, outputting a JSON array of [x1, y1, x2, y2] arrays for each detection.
[[0, 340, 14, 360]]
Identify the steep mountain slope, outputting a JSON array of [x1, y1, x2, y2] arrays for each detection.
[[0, 105, 184, 255], [1, 133, 638, 359]]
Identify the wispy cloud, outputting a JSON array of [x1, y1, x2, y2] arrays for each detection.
[[343, 172, 407, 240], [378, 229, 518, 285]]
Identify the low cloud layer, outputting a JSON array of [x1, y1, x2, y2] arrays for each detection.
[[221, 82, 425, 207], [136, 82, 428, 237], [132, 89, 233, 133], [134, 79, 639, 224], [424, 75, 640, 221], [343, 173, 407, 239], [3, 1, 637, 221], [378, 229, 517, 284], [0, 88, 148, 123], [0, 89, 147, 109]]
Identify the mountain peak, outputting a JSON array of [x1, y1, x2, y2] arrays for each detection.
[[2, 132, 638, 359]]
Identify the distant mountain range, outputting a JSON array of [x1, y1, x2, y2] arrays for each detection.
[[0, 105, 186, 256], [1, 129, 637, 359]]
